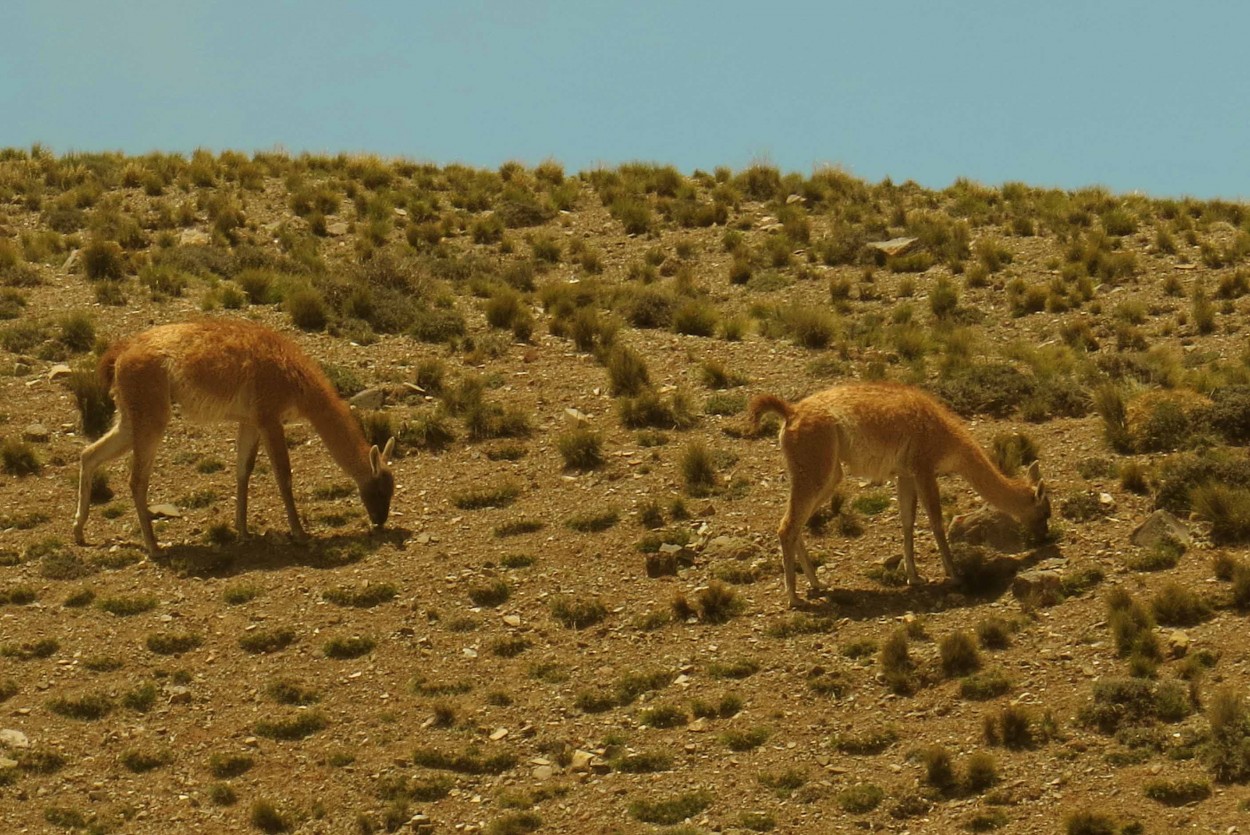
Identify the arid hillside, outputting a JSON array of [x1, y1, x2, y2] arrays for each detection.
[[4, 149, 1250, 833]]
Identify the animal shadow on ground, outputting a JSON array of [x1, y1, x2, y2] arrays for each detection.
[[151, 528, 411, 578], [797, 542, 1062, 621]]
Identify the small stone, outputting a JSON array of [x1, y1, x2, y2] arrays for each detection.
[[1130, 510, 1191, 550], [1011, 569, 1064, 604], [949, 505, 1029, 554], [702, 535, 758, 561], [148, 504, 183, 519], [1168, 630, 1190, 659], [532, 765, 554, 780], [570, 750, 595, 771], [489, 728, 509, 741], [0, 729, 30, 749], [165, 685, 192, 705], [22, 423, 50, 443], [179, 229, 211, 246], [326, 221, 350, 237], [47, 364, 73, 382], [0, 757, 17, 769], [407, 813, 434, 834], [349, 386, 389, 410], [502, 615, 521, 627], [866, 237, 919, 257]]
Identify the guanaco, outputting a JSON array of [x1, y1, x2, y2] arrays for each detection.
[[749, 382, 1049, 607], [73, 319, 396, 554]]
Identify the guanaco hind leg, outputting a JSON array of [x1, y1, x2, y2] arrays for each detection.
[[235, 422, 261, 538], [73, 420, 134, 545], [777, 437, 840, 607], [895, 474, 923, 584]]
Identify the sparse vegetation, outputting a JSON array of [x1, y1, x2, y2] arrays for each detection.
[[2, 151, 1250, 832]]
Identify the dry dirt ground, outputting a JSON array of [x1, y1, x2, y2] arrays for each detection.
[[2, 155, 1250, 834]]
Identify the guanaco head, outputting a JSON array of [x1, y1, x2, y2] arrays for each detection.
[[360, 438, 396, 528], [1021, 460, 1051, 538]]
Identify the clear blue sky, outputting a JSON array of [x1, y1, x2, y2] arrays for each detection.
[[5, 1, 1248, 199]]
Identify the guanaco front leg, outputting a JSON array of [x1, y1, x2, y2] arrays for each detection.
[[917, 471, 958, 579], [259, 418, 306, 541]]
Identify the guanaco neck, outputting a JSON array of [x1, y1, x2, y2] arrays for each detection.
[[948, 437, 1036, 520], [298, 383, 374, 484]]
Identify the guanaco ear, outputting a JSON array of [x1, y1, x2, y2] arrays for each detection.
[[382, 436, 395, 464], [1026, 460, 1042, 485], [370, 440, 394, 477]]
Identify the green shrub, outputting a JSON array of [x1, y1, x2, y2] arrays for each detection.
[[82, 238, 124, 280], [680, 440, 717, 495], [961, 668, 1012, 701], [146, 632, 202, 655], [880, 630, 917, 695], [833, 725, 898, 755], [566, 508, 619, 533], [1151, 582, 1212, 627], [1143, 778, 1210, 806], [239, 628, 296, 654], [208, 752, 254, 779], [453, 480, 521, 510], [558, 427, 604, 470], [323, 636, 375, 659], [939, 631, 982, 677], [286, 286, 329, 330], [468, 578, 510, 608], [836, 783, 884, 814], [66, 368, 115, 439], [550, 595, 607, 629], [323, 582, 397, 608], [250, 799, 294, 833], [628, 790, 711, 825], [254, 711, 327, 741], [1, 437, 41, 476]]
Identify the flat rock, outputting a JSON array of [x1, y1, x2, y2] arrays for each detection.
[[0, 756, 16, 769], [949, 506, 1029, 554], [349, 386, 389, 410], [866, 236, 919, 256], [48, 364, 72, 382], [179, 229, 211, 246], [532, 764, 555, 780], [148, 504, 183, 519], [0, 729, 30, 749], [22, 423, 50, 442], [326, 221, 350, 237], [407, 814, 434, 834], [1011, 568, 1063, 603], [1130, 510, 1191, 550], [702, 535, 758, 561], [1168, 630, 1190, 659]]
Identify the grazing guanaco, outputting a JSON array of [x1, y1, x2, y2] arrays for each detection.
[[749, 382, 1049, 607], [73, 319, 395, 555]]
